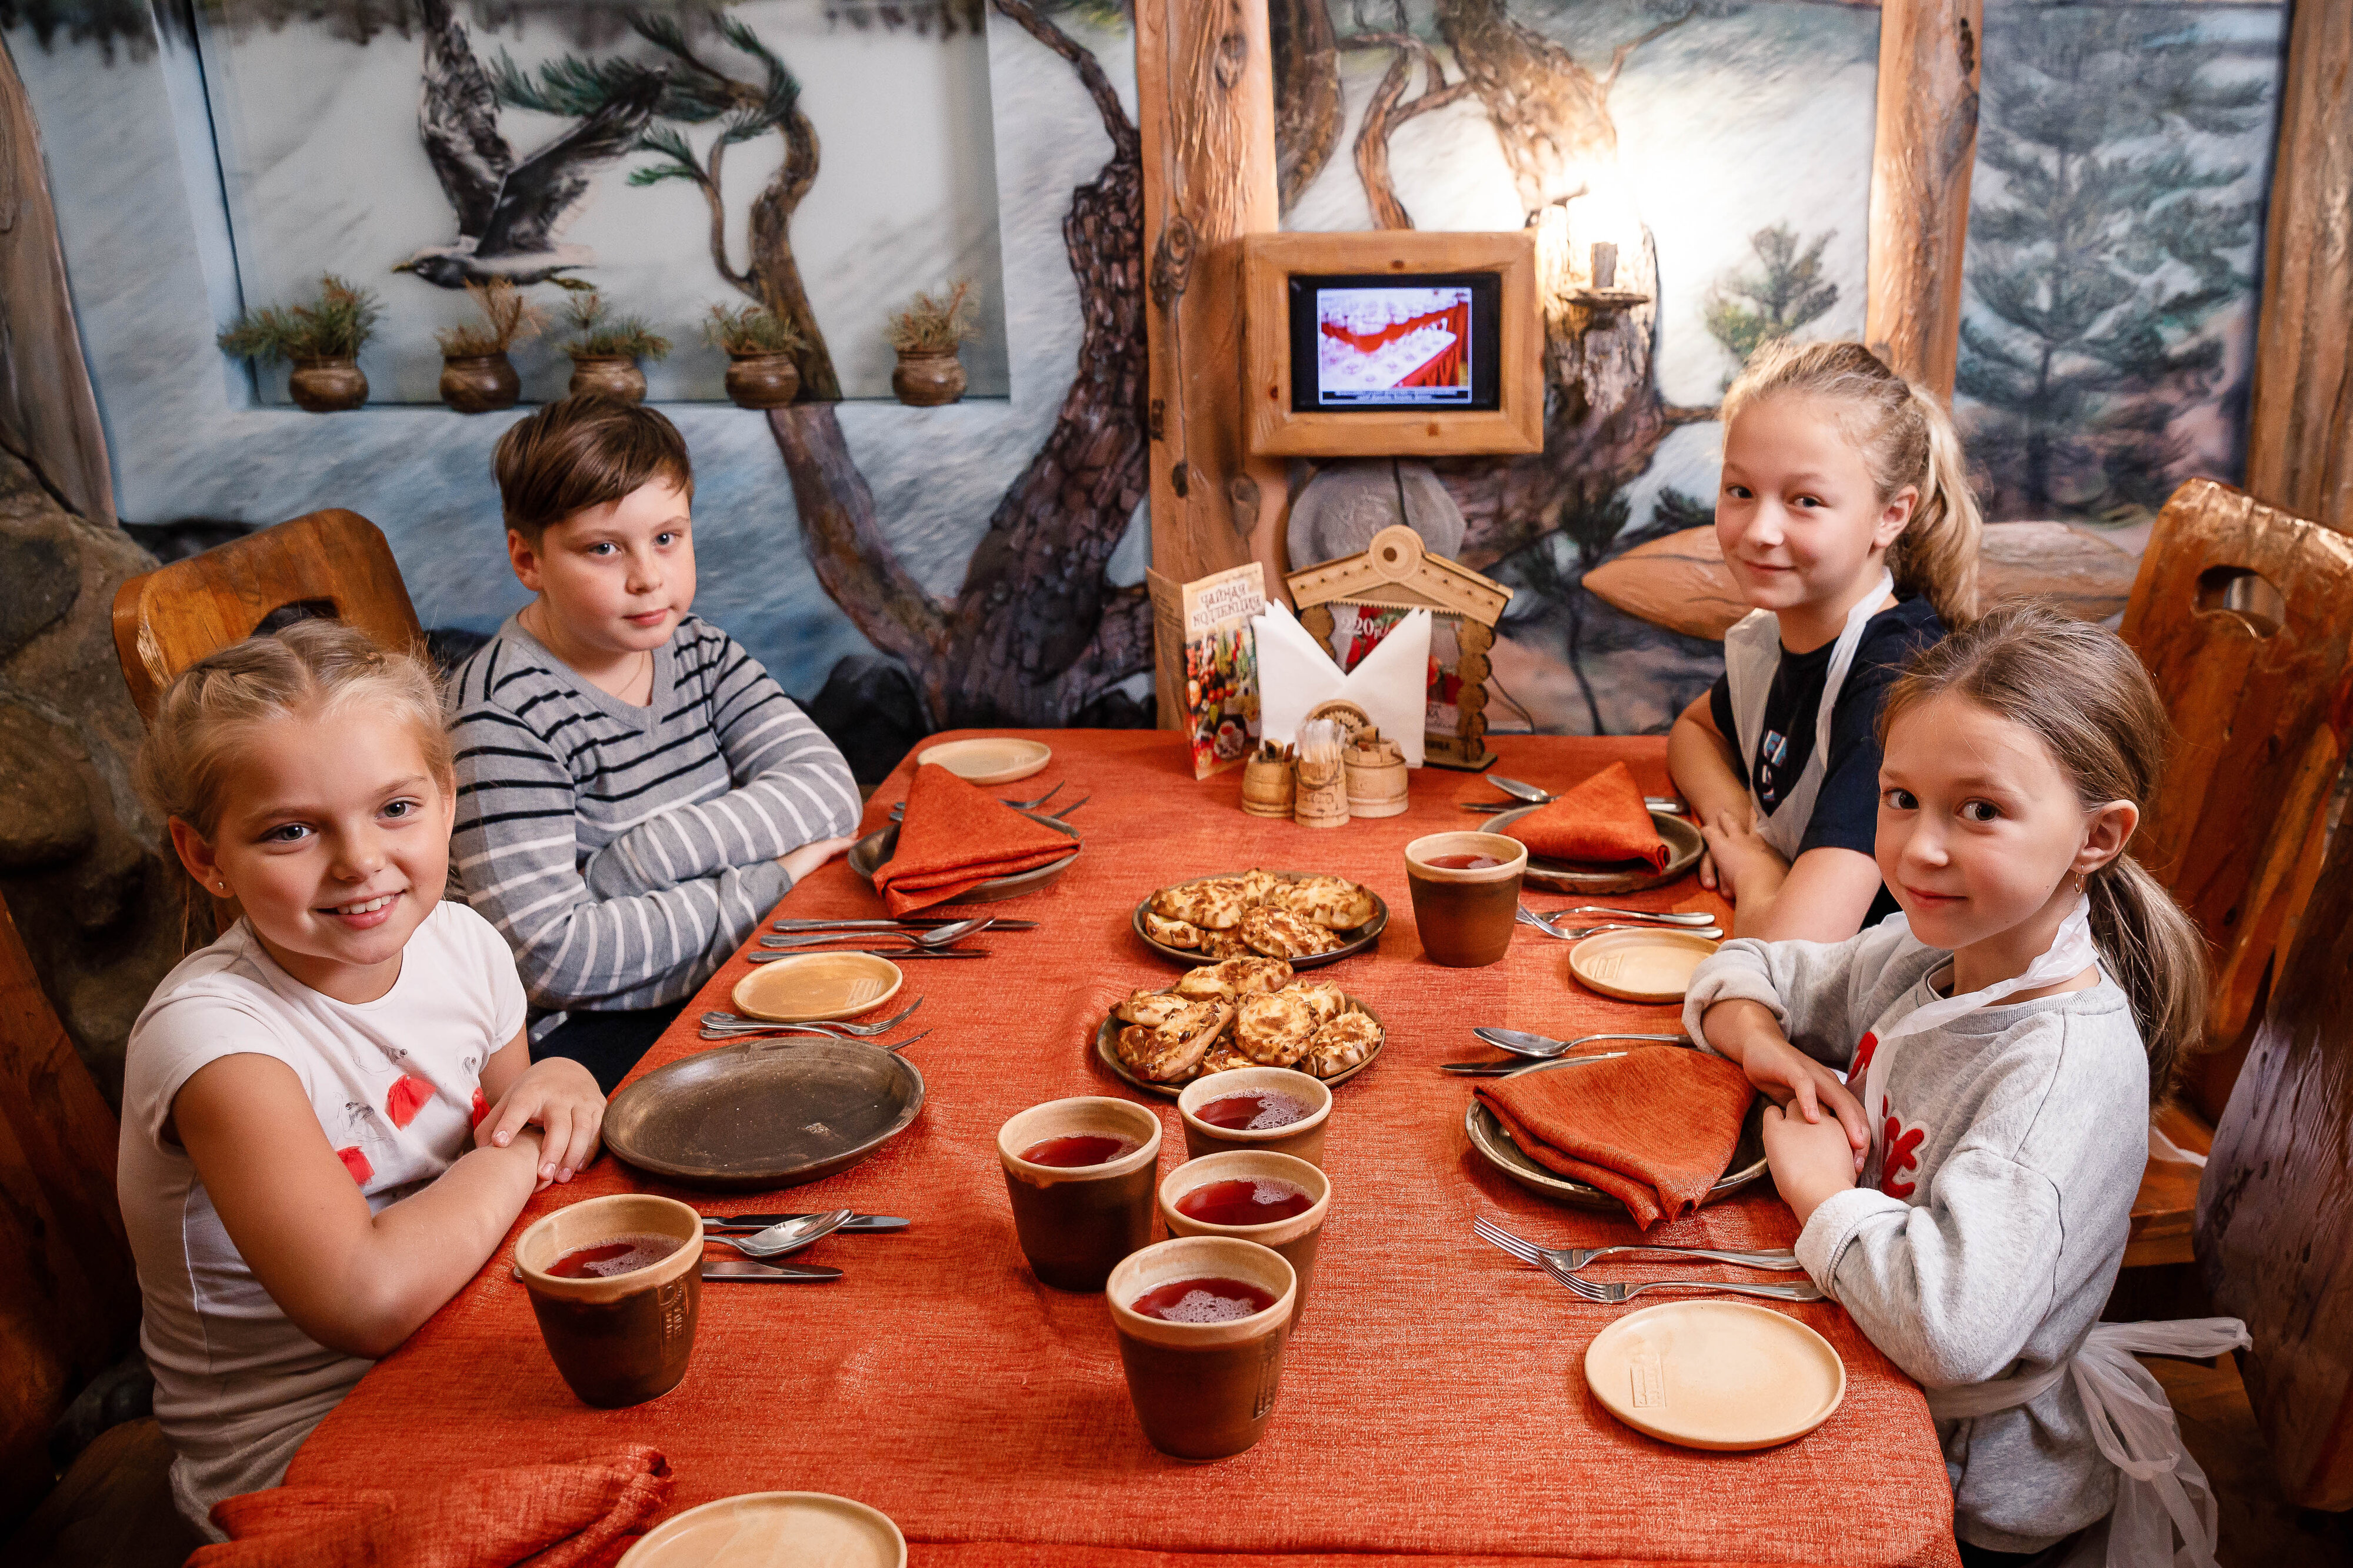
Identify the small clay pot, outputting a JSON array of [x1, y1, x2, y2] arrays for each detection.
[[439, 352, 520, 414], [514, 1193, 702, 1409], [288, 356, 367, 413], [996, 1097, 1161, 1292], [891, 348, 966, 407], [724, 351, 801, 409], [569, 355, 647, 403]]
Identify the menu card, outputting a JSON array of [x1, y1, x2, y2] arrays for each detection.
[[1177, 562, 1267, 779]]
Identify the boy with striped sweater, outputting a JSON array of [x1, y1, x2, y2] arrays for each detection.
[[447, 396, 861, 1089]]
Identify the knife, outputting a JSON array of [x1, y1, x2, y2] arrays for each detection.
[[748, 948, 989, 962], [1442, 1051, 1629, 1076], [702, 1259, 843, 1282], [774, 918, 1038, 930], [702, 1213, 908, 1232]]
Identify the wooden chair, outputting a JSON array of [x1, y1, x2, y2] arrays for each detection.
[[0, 890, 140, 1527], [2196, 806, 2353, 1510], [110, 508, 422, 724], [2116, 478, 2353, 1266]]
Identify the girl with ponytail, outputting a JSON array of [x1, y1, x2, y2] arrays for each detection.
[[1668, 338, 1984, 943], [1685, 605, 2240, 1566]]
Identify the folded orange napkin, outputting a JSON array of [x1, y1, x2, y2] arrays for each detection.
[[194, 1446, 671, 1568], [1475, 1049, 1754, 1229], [873, 763, 1078, 915], [1501, 762, 1668, 870]]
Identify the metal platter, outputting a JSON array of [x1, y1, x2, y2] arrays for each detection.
[[1484, 806, 1704, 895], [1094, 993, 1385, 1100], [846, 808, 1079, 905], [1462, 1051, 1768, 1213], [604, 1037, 925, 1192], [1129, 870, 1387, 968]]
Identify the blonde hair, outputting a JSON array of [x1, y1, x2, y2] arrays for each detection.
[[134, 618, 452, 842], [1722, 339, 1982, 628], [1881, 605, 2206, 1101]]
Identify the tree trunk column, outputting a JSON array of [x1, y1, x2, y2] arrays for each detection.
[[1864, 0, 1982, 401], [2247, 0, 2353, 533], [1137, 0, 1290, 728]]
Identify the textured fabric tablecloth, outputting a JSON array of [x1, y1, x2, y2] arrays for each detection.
[[290, 730, 1958, 1567]]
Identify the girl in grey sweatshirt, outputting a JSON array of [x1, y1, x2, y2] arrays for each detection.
[[1685, 606, 2233, 1566]]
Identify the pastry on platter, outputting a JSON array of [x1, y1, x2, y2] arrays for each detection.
[[1239, 868, 1289, 908], [1235, 990, 1316, 1067], [1152, 878, 1248, 930], [1174, 964, 1236, 1003], [1242, 907, 1346, 960], [1283, 873, 1379, 930], [1214, 956, 1295, 996], [1198, 1039, 1252, 1075], [1121, 999, 1232, 1082], [1195, 927, 1253, 959], [1288, 979, 1346, 1026], [1301, 1011, 1382, 1078], [1116, 988, 1195, 1027], [1105, 977, 1381, 1087], [1142, 912, 1204, 949], [1143, 869, 1378, 954]]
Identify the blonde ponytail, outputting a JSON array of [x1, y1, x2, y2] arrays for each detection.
[[1722, 339, 1982, 628], [1881, 605, 2207, 1100]]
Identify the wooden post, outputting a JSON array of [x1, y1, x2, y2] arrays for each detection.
[[1136, 0, 1291, 728], [2245, 1, 2353, 532], [1864, 0, 1982, 400]]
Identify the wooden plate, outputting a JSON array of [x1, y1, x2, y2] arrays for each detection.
[[604, 1039, 924, 1192], [1568, 927, 1720, 1003], [1485, 805, 1702, 894], [1095, 993, 1385, 1099], [916, 736, 1052, 785], [1462, 1050, 1768, 1212], [846, 808, 1079, 905], [1585, 1301, 1846, 1451], [731, 951, 904, 1022], [619, 1490, 907, 1567], [1130, 871, 1387, 968]]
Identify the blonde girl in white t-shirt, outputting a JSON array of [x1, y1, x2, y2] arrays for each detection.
[[117, 619, 604, 1536]]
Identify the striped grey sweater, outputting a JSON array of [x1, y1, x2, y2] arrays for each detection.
[[446, 614, 861, 1012]]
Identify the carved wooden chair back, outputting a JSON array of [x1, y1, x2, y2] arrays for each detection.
[[2117, 478, 2353, 1047], [109, 508, 423, 724], [2197, 817, 2353, 1510], [0, 890, 138, 1522]]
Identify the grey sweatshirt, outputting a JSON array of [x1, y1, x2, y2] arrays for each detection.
[[1685, 922, 2150, 1553], [446, 614, 861, 1012]]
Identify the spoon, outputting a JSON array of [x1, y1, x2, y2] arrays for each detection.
[[761, 918, 993, 950], [1472, 1027, 1689, 1059], [1469, 779, 1688, 814], [1521, 920, 1722, 942], [1548, 905, 1716, 926], [701, 1207, 856, 1259]]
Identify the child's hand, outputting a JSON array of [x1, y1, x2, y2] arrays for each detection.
[[1761, 1101, 1862, 1225], [478, 1058, 605, 1187], [779, 834, 860, 885], [1731, 1031, 1870, 1169], [1700, 808, 1788, 905]]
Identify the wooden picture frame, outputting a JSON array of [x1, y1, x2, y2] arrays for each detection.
[[1287, 525, 1512, 770], [1243, 231, 1542, 458]]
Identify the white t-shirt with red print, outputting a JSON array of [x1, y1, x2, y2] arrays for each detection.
[[118, 899, 526, 1537]]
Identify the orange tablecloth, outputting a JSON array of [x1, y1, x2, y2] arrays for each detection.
[[291, 731, 1957, 1566]]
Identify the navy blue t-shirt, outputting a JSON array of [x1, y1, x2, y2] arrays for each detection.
[[1707, 597, 1945, 926]]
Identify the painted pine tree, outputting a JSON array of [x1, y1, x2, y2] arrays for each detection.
[[1957, 9, 2268, 522], [1702, 222, 1838, 373]]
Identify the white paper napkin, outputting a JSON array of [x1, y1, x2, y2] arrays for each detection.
[[1252, 602, 1431, 766]]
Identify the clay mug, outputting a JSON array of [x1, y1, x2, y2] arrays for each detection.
[[1157, 1149, 1331, 1321], [1404, 830, 1528, 967], [514, 1193, 701, 1409], [1175, 1067, 1331, 1166], [997, 1097, 1162, 1291], [1106, 1236, 1297, 1460]]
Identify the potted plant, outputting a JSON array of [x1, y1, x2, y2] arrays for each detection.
[[885, 281, 978, 407], [436, 279, 545, 413], [705, 302, 805, 409], [216, 274, 382, 412], [562, 292, 671, 403]]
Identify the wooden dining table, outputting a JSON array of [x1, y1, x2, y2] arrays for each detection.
[[289, 729, 1961, 1567]]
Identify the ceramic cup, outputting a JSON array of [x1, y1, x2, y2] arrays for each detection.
[[1175, 1067, 1333, 1166], [997, 1097, 1163, 1292], [1106, 1236, 1297, 1460], [515, 1193, 702, 1409], [1157, 1150, 1331, 1322], [1405, 830, 1529, 968]]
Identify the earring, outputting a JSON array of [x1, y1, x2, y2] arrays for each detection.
[[2074, 872, 2085, 893]]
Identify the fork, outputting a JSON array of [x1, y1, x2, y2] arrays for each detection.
[[701, 1000, 921, 1036], [1472, 1213, 1799, 1274], [761, 918, 994, 950], [1515, 912, 1724, 942], [1538, 1255, 1822, 1305], [701, 1027, 932, 1053], [888, 783, 1064, 819]]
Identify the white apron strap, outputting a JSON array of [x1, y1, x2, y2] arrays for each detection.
[[1718, 572, 1894, 862]]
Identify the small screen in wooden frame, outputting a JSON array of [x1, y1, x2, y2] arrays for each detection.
[[1288, 273, 1502, 414]]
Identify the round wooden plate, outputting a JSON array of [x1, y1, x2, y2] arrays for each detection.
[[916, 736, 1052, 785], [1462, 1050, 1767, 1212], [1568, 927, 1721, 1003], [846, 808, 1079, 905], [1130, 871, 1387, 968], [1094, 993, 1385, 1099], [619, 1490, 907, 1567], [603, 1038, 924, 1192], [731, 950, 903, 1022], [1585, 1301, 1845, 1452], [1484, 805, 1703, 894]]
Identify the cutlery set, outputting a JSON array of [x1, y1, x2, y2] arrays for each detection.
[[1515, 905, 1723, 943], [1474, 1214, 1820, 1305], [699, 999, 931, 1047], [745, 913, 1032, 963], [691, 1206, 909, 1283], [884, 780, 1089, 822], [1463, 775, 1688, 815]]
